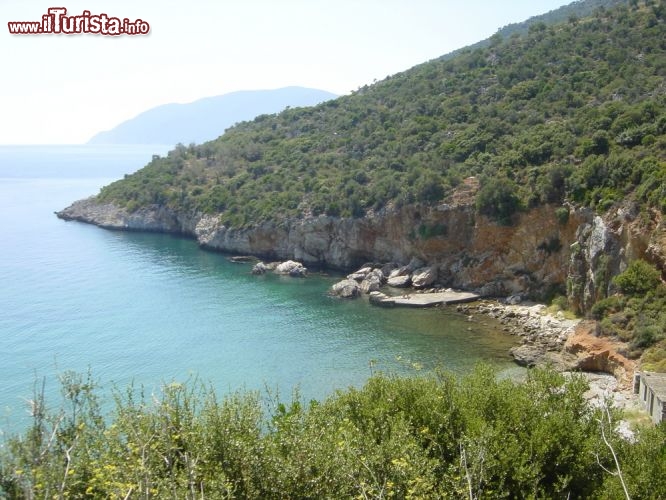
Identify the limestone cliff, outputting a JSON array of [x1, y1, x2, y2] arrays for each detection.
[[567, 204, 665, 314], [57, 191, 666, 311]]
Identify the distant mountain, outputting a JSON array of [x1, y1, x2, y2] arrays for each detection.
[[87, 87, 337, 146]]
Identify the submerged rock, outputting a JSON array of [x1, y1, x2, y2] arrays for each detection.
[[229, 255, 254, 263], [369, 291, 392, 306]]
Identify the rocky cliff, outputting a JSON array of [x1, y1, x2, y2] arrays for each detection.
[[567, 204, 665, 314], [60, 183, 665, 308]]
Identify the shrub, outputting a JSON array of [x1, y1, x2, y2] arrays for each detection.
[[590, 295, 624, 319], [475, 177, 522, 225], [555, 206, 570, 224], [1, 366, 646, 498], [613, 260, 662, 296]]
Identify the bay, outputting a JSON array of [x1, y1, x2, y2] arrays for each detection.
[[0, 145, 518, 431]]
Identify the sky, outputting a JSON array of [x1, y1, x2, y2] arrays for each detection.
[[1, 0, 570, 145]]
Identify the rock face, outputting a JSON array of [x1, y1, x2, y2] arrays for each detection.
[[57, 193, 664, 308], [567, 204, 664, 314]]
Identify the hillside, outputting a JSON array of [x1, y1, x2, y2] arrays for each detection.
[[93, 3, 665, 225], [87, 87, 337, 146], [60, 2, 666, 367]]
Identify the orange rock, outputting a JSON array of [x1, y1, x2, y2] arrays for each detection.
[[564, 321, 636, 389]]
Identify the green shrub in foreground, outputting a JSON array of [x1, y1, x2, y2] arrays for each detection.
[[1, 366, 664, 499]]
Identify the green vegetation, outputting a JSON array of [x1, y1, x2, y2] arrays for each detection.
[[1, 367, 664, 499], [591, 261, 666, 359], [97, 3, 666, 229], [613, 259, 662, 296]]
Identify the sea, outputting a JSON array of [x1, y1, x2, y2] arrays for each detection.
[[0, 145, 518, 432]]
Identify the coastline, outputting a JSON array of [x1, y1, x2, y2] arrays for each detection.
[[57, 196, 644, 417], [458, 298, 640, 417]]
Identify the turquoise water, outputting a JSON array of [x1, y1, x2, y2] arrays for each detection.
[[0, 145, 517, 430]]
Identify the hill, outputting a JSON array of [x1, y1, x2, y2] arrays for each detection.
[[92, 2, 665, 225], [86, 86, 337, 146]]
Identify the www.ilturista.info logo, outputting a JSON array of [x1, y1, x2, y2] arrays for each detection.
[[7, 7, 150, 36]]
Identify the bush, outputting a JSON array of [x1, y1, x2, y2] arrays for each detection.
[[591, 295, 624, 320], [555, 206, 570, 224], [613, 260, 662, 296], [476, 177, 522, 225]]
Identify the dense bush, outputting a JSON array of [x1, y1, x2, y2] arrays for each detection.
[[613, 259, 663, 296], [2, 367, 664, 499], [475, 177, 522, 225]]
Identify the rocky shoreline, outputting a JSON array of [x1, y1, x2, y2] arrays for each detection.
[[460, 299, 640, 417], [460, 300, 580, 369]]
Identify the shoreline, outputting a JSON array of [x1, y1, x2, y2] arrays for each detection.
[[457, 298, 641, 418]]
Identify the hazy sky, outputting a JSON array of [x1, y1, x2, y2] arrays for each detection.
[[2, 0, 569, 144]]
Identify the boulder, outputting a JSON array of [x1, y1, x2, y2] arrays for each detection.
[[388, 265, 411, 279], [510, 345, 574, 371], [407, 257, 425, 271], [380, 262, 399, 277], [411, 266, 438, 289], [387, 274, 411, 288], [360, 275, 381, 294], [330, 279, 361, 299], [510, 345, 545, 367], [251, 262, 268, 275], [347, 266, 373, 282], [368, 268, 385, 283], [476, 281, 505, 297], [275, 260, 307, 277]]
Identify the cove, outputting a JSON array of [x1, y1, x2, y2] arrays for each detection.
[[0, 145, 518, 431]]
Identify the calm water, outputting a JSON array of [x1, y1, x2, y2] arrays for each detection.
[[0, 145, 517, 430]]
